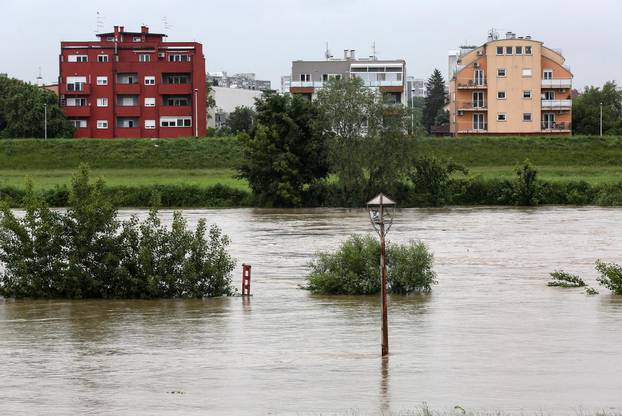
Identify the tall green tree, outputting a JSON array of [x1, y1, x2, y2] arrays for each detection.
[[226, 106, 255, 135], [315, 77, 412, 205], [422, 69, 447, 134], [238, 92, 330, 207], [0, 76, 73, 138], [572, 81, 622, 135]]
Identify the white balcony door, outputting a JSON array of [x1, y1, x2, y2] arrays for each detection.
[[473, 113, 485, 130], [542, 113, 555, 129], [474, 69, 484, 85], [472, 92, 484, 108]]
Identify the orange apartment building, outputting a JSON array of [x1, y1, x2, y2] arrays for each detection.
[[448, 31, 573, 136]]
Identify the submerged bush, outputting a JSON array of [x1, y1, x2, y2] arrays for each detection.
[[0, 165, 236, 299], [595, 260, 622, 294], [307, 234, 437, 295], [547, 271, 586, 288]]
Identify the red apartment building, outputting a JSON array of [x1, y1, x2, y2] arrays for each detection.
[[59, 25, 206, 138]]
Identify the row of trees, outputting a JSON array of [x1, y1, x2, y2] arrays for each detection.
[[0, 76, 73, 138], [572, 81, 622, 135]]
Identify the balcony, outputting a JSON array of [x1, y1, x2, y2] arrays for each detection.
[[541, 99, 572, 110], [61, 84, 90, 95], [542, 121, 571, 132], [458, 123, 488, 134], [541, 79, 572, 89], [115, 127, 142, 138], [115, 83, 141, 95], [456, 79, 487, 89], [159, 83, 193, 95], [290, 81, 323, 88], [63, 105, 91, 117], [457, 101, 487, 111], [115, 106, 141, 117], [160, 106, 193, 117]]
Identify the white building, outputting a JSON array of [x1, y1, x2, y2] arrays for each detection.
[[208, 86, 263, 128]]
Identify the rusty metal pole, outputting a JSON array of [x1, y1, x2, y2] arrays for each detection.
[[380, 205, 389, 356]]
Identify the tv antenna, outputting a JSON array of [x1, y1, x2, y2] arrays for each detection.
[[36, 66, 43, 86], [95, 11, 104, 34], [163, 16, 172, 31], [371, 41, 378, 60], [324, 42, 332, 59]]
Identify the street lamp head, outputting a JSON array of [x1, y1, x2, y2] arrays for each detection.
[[367, 193, 396, 235]]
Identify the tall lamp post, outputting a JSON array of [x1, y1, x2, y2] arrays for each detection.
[[44, 102, 48, 140], [600, 102, 603, 137], [367, 193, 396, 357], [194, 88, 199, 137]]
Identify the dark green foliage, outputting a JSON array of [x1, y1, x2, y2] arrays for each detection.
[[595, 260, 622, 294], [307, 235, 437, 295], [410, 157, 468, 206], [547, 271, 586, 288], [226, 106, 255, 135], [573, 81, 622, 135], [0, 76, 73, 138], [512, 160, 540, 206], [315, 78, 413, 206], [422, 69, 447, 134], [0, 166, 236, 299], [238, 92, 329, 207], [585, 286, 599, 295]]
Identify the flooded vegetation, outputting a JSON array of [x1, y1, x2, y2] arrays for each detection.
[[1, 207, 622, 414]]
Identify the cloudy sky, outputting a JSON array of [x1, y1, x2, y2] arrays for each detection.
[[2, 0, 620, 90]]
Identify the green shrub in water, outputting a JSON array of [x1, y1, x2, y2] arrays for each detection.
[[307, 234, 437, 295], [595, 260, 622, 294], [547, 271, 586, 288]]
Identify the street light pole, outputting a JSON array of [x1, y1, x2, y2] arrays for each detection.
[[194, 88, 199, 137], [600, 102, 603, 137], [367, 193, 396, 357], [44, 102, 48, 140]]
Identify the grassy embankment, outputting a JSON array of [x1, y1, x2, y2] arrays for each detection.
[[1, 135, 622, 206]]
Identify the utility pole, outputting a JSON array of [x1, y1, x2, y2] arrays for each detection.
[[600, 102, 603, 137], [194, 88, 199, 137], [44, 102, 48, 140]]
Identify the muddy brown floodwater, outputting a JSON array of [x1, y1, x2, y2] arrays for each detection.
[[1, 207, 622, 415]]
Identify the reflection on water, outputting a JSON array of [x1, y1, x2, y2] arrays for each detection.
[[1, 207, 622, 415]]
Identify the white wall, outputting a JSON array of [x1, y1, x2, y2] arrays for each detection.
[[208, 86, 263, 128]]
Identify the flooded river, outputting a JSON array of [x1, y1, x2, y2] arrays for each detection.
[[1, 207, 622, 415]]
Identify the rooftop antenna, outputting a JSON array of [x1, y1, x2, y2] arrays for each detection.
[[95, 11, 104, 34], [163, 16, 172, 31], [371, 41, 377, 60], [36, 66, 43, 86], [488, 28, 499, 41], [324, 42, 332, 59]]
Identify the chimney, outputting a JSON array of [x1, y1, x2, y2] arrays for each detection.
[[350, 49, 356, 59], [114, 25, 119, 35], [141, 25, 149, 34], [344, 49, 349, 59], [119, 26, 125, 33]]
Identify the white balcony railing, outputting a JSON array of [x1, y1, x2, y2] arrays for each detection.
[[290, 81, 323, 88], [541, 79, 572, 88], [541, 99, 572, 109]]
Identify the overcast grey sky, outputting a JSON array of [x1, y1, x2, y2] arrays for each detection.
[[2, 0, 620, 90]]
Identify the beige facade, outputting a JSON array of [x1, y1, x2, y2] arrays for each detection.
[[449, 33, 573, 136]]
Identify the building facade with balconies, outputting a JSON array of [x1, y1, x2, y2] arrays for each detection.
[[448, 31, 573, 136], [290, 49, 406, 104], [59, 25, 206, 138]]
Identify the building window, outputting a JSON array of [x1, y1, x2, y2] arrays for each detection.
[[96, 76, 108, 86], [505, 46, 513, 55], [542, 91, 555, 100], [68, 55, 88, 63], [168, 54, 192, 62], [497, 91, 506, 100], [133, 36, 142, 42], [66, 76, 86, 91], [144, 76, 156, 85], [70, 119, 87, 128], [515, 46, 523, 55], [523, 113, 532, 122], [160, 117, 192, 127], [497, 68, 507, 77], [497, 113, 507, 122], [525, 46, 533, 55], [522, 68, 532, 77], [523, 90, 532, 99], [97, 55, 109, 63], [96, 98, 108, 107], [145, 120, 156, 129], [164, 96, 190, 106], [117, 117, 138, 128], [300, 74, 311, 82], [496, 46, 504, 55], [117, 95, 138, 106], [66, 97, 87, 107], [96, 120, 108, 129], [144, 97, 156, 107], [543, 69, 553, 80], [162, 74, 190, 84], [139, 54, 150, 63]]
